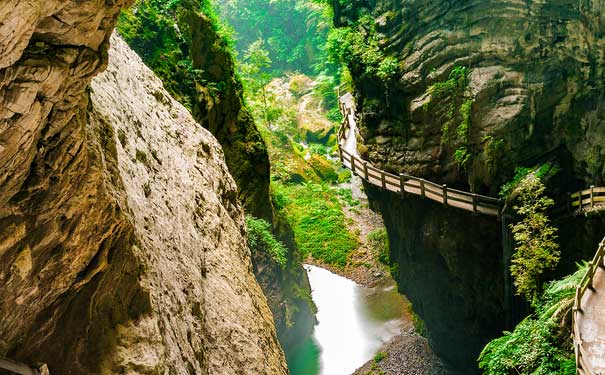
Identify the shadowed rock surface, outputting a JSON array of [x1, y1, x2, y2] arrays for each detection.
[[0, 2, 288, 373]]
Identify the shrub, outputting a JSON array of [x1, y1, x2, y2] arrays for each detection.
[[246, 215, 288, 268], [510, 175, 559, 305], [373, 351, 387, 363]]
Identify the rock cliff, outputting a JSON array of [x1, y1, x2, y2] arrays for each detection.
[[0, 2, 288, 374], [335, 0, 605, 371], [116, 1, 315, 354]]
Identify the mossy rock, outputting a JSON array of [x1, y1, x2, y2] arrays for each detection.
[[338, 169, 352, 183], [282, 153, 320, 184], [308, 154, 338, 182]]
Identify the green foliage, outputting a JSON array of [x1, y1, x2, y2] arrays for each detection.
[[117, 0, 234, 111], [245, 215, 288, 268], [478, 266, 585, 375], [510, 176, 560, 305], [240, 39, 275, 126], [499, 167, 532, 199], [325, 16, 399, 82], [337, 188, 360, 206], [215, 0, 333, 74], [454, 147, 471, 169], [367, 228, 389, 265], [425, 67, 475, 167], [373, 351, 387, 363], [499, 163, 560, 199], [428, 66, 470, 100], [271, 182, 359, 267]]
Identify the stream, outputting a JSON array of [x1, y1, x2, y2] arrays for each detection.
[[286, 265, 409, 375]]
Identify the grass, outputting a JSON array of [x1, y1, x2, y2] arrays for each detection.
[[272, 181, 359, 267]]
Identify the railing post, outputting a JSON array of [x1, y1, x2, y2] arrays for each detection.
[[578, 192, 582, 211], [399, 173, 405, 195], [381, 171, 386, 189], [363, 161, 368, 180], [472, 194, 478, 213], [419, 179, 425, 198], [590, 185, 595, 209], [338, 147, 343, 163], [442, 184, 448, 205], [351, 156, 356, 175]]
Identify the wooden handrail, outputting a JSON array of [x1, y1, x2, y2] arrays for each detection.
[[573, 238, 605, 375]]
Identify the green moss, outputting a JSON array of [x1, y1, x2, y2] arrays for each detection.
[[135, 149, 148, 165], [246, 215, 287, 268], [308, 154, 339, 182], [337, 188, 360, 206], [271, 181, 359, 267], [337, 169, 352, 183], [373, 351, 387, 363]]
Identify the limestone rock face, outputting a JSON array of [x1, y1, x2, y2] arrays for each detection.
[[0, 2, 288, 374], [340, 0, 605, 192]]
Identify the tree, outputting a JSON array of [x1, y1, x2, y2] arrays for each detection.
[[240, 39, 274, 127], [510, 175, 560, 305]]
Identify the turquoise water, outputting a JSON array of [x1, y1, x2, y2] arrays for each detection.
[[287, 265, 408, 375]]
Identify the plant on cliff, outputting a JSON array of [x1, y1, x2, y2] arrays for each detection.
[[325, 15, 399, 83], [478, 265, 584, 375], [425, 66, 474, 168], [117, 0, 233, 110], [510, 175, 560, 305], [246, 215, 288, 268]]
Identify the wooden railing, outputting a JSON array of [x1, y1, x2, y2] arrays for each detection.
[[569, 186, 605, 213], [573, 238, 605, 375], [337, 93, 502, 217], [0, 358, 47, 375]]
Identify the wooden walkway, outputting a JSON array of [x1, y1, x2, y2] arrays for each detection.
[[574, 238, 605, 375], [337, 92, 605, 218], [337, 92, 501, 216]]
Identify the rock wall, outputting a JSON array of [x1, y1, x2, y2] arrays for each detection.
[[116, 1, 315, 354], [0, 2, 288, 373], [335, 0, 605, 372]]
